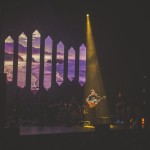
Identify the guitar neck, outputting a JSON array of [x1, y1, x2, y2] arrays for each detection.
[[97, 96, 106, 102]]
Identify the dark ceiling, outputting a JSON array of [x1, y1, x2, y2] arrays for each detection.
[[1, 0, 150, 95], [1, 0, 150, 49]]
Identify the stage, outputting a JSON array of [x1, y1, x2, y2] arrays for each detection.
[[2, 124, 150, 150], [19, 124, 130, 136], [19, 125, 95, 135]]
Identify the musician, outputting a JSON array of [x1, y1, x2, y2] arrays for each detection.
[[86, 89, 99, 106], [85, 89, 99, 126]]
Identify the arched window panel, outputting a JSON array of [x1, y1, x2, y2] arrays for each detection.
[[44, 36, 52, 90], [79, 44, 86, 86], [56, 41, 64, 85], [4, 36, 14, 82], [31, 30, 41, 91], [68, 47, 75, 81], [17, 33, 27, 88]]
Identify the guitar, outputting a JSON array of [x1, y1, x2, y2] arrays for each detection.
[[86, 96, 107, 108]]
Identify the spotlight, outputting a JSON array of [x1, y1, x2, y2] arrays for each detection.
[[86, 14, 89, 17]]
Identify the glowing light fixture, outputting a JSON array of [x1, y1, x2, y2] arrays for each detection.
[[84, 12, 110, 122]]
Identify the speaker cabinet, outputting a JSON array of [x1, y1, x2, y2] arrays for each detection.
[[95, 124, 110, 131], [95, 117, 111, 132]]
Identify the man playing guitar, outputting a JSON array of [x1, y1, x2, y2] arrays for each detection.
[[86, 89, 106, 108], [84, 89, 106, 126]]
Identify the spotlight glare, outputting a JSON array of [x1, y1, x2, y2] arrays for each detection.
[[85, 13, 110, 120]]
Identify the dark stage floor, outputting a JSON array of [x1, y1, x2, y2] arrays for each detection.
[[1, 124, 150, 150], [19, 124, 131, 136], [19, 125, 95, 135]]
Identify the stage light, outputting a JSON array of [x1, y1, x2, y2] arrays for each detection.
[[84, 12, 110, 127], [85, 12, 105, 101], [86, 14, 89, 17], [141, 117, 145, 129]]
